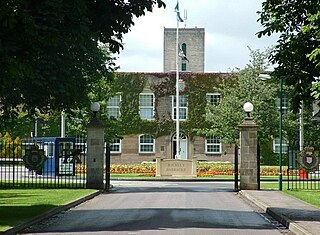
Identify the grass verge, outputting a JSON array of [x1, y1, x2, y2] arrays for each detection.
[[285, 190, 320, 208], [260, 182, 320, 208], [0, 188, 97, 232]]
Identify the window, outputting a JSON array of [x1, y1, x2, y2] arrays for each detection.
[[276, 97, 288, 114], [110, 138, 121, 153], [47, 142, 54, 156], [139, 93, 154, 120], [107, 95, 121, 118], [205, 136, 221, 154], [181, 43, 187, 71], [182, 62, 187, 71], [182, 43, 187, 55], [273, 138, 288, 153], [172, 95, 188, 120], [206, 93, 221, 105], [139, 134, 155, 153]]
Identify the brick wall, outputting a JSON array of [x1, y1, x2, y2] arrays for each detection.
[[110, 134, 235, 164]]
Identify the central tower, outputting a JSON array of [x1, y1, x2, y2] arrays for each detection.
[[163, 27, 205, 72]]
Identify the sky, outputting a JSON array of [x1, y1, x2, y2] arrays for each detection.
[[115, 0, 278, 73]]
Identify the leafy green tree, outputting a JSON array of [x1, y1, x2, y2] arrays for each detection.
[[202, 49, 279, 146], [0, 0, 165, 118], [1, 132, 13, 158], [66, 73, 146, 141], [0, 109, 61, 139], [257, 0, 320, 110], [302, 11, 320, 67], [14, 136, 22, 158], [2, 111, 34, 138]]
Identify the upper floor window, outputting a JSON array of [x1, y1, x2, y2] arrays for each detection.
[[110, 138, 121, 153], [181, 43, 187, 71], [139, 134, 155, 153], [205, 136, 222, 154], [139, 93, 154, 120], [273, 138, 288, 154], [172, 95, 188, 120], [182, 43, 187, 55], [182, 62, 187, 71], [206, 93, 221, 105], [107, 95, 121, 119]]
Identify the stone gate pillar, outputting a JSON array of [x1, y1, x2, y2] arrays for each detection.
[[86, 116, 105, 190], [239, 117, 259, 190]]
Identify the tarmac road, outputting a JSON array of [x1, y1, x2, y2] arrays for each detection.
[[21, 181, 289, 235]]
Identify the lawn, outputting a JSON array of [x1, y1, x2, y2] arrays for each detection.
[[285, 190, 320, 208], [0, 189, 97, 232], [260, 182, 320, 208]]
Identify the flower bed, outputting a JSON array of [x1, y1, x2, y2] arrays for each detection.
[[197, 162, 234, 177], [111, 163, 156, 175], [76, 162, 286, 177]]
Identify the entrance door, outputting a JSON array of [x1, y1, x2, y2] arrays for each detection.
[[172, 133, 188, 160], [179, 138, 187, 160]]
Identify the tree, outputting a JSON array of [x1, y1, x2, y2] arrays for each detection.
[[0, 0, 165, 118], [201, 49, 279, 145], [1, 132, 13, 158], [303, 11, 320, 67], [257, 0, 320, 110]]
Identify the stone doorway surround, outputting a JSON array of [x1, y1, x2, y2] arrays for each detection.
[[172, 133, 188, 160]]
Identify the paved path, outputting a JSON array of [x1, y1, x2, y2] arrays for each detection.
[[241, 190, 320, 235], [21, 181, 287, 235]]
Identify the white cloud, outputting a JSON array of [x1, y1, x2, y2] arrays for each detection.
[[116, 0, 278, 72]]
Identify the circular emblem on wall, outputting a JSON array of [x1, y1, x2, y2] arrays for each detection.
[[22, 145, 47, 171], [297, 147, 319, 172]]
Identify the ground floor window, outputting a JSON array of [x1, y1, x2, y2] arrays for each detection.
[[273, 138, 288, 153], [205, 136, 221, 154], [110, 138, 121, 153], [139, 134, 155, 153]]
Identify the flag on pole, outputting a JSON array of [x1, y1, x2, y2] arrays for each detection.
[[178, 45, 189, 62], [174, 1, 184, 22]]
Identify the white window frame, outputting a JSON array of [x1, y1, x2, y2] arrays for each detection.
[[276, 96, 288, 114], [107, 95, 121, 119], [273, 138, 288, 154], [205, 136, 222, 154], [139, 93, 155, 120], [172, 95, 188, 120], [206, 93, 221, 105], [139, 134, 155, 153], [110, 138, 121, 154]]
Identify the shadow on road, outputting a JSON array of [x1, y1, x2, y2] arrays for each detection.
[[25, 208, 277, 233]]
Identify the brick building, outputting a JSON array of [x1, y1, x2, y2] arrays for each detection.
[[108, 28, 235, 164]]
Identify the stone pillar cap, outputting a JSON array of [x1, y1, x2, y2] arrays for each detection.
[[239, 117, 259, 128], [87, 117, 106, 128]]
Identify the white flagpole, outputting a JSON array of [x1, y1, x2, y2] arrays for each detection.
[[175, 2, 180, 159], [61, 110, 66, 137]]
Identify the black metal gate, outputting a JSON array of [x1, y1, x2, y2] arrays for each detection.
[[287, 143, 320, 190], [0, 137, 87, 189]]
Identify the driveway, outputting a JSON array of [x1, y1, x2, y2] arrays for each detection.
[[22, 181, 288, 235]]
